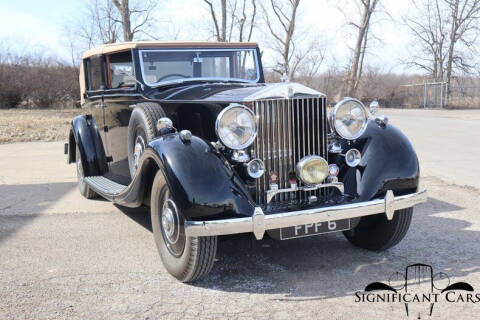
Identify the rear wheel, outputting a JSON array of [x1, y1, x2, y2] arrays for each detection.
[[343, 207, 413, 251], [127, 102, 166, 178], [150, 170, 217, 282], [75, 146, 97, 199]]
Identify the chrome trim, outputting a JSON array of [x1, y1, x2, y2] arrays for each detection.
[[157, 117, 173, 131], [185, 189, 427, 240], [252, 96, 328, 205], [244, 82, 325, 101], [375, 115, 389, 127], [232, 150, 250, 163], [215, 103, 258, 150], [330, 97, 369, 140], [328, 141, 342, 153], [369, 100, 379, 115], [179, 130, 192, 142], [266, 182, 344, 204]]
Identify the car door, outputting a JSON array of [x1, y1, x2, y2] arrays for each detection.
[[82, 55, 108, 159], [102, 50, 138, 185]]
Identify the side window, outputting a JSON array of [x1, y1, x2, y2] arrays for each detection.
[[85, 56, 104, 91], [107, 51, 134, 89]]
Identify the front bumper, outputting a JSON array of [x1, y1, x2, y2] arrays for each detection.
[[184, 189, 427, 240]]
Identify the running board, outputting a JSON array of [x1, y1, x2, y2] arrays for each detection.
[[84, 176, 127, 200]]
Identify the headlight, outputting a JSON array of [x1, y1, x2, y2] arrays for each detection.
[[331, 98, 368, 140], [296, 156, 329, 185], [215, 104, 257, 150]]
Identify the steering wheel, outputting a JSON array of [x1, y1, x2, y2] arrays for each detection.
[[158, 73, 190, 81]]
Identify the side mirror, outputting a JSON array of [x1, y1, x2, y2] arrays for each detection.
[[113, 65, 133, 76], [369, 100, 379, 115]]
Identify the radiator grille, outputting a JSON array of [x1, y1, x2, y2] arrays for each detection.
[[252, 96, 328, 208]]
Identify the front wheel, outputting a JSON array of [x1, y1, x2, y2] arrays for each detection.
[[343, 207, 413, 251], [150, 170, 217, 282]]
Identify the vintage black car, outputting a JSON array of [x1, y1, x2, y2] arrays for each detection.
[[66, 41, 427, 282]]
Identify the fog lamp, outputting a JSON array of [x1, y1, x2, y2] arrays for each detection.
[[246, 159, 265, 178], [296, 156, 329, 185], [345, 148, 362, 167]]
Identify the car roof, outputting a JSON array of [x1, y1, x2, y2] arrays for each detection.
[[82, 41, 259, 59]]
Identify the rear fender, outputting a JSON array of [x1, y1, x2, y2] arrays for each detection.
[[70, 115, 108, 176]]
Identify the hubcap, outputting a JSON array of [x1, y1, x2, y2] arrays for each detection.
[[161, 207, 176, 241], [133, 135, 145, 169], [160, 194, 185, 257], [76, 156, 84, 182]]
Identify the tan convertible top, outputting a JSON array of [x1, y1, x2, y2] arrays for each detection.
[[79, 41, 259, 104], [82, 41, 259, 59]]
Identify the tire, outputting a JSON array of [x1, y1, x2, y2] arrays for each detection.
[[150, 170, 217, 282], [343, 207, 413, 251], [75, 146, 97, 199], [127, 102, 166, 178]]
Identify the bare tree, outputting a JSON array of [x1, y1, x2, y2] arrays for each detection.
[[203, 0, 227, 41], [74, 0, 121, 48], [405, 0, 480, 106], [203, 0, 256, 42], [262, 0, 302, 79], [344, 0, 380, 96], [404, 0, 448, 81], [295, 40, 326, 86], [444, 0, 480, 105], [111, 0, 158, 41], [230, 0, 257, 42]]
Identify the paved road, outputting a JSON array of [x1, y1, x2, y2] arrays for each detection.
[[1, 110, 479, 319]]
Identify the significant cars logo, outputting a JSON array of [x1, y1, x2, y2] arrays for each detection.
[[354, 263, 479, 319]]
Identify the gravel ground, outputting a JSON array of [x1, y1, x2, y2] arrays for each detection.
[[0, 109, 81, 144], [0, 109, 479, 319]]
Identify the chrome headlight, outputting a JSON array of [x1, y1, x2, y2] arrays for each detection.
[[215, 104, 257, 150], [331, 98, 368, 140]]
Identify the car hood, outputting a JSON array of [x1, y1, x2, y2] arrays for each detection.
[[148, 82, 325, 103]]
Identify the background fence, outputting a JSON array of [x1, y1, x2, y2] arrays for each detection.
[[397, 79, 480, 109], [399, 82, 446, 108]]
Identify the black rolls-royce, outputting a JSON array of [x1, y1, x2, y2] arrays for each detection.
[[66, 41, 426, 282]]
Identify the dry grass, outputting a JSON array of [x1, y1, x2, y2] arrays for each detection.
[[0, 109, 82, 144]]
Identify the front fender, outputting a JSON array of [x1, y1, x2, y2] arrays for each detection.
[[147, 133, 255, 220], [340, 121, 420, 201]]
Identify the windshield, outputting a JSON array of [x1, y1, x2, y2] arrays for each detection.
[[139, 49, 259, 86]]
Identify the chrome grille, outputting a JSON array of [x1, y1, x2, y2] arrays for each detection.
[[252, 96, 328, 208]]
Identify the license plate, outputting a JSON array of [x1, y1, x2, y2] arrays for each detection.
[[279, 219, 351, 240]]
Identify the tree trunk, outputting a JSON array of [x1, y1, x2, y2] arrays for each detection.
[[112, 0, 133, 41], [345, 0, 378, 97], [220, 0, 227, 41], [445, 0, 459, 107]]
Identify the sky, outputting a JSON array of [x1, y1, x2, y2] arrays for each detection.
[[0, 0, 414, 74]]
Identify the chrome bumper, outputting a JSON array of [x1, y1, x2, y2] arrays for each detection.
[[184, 189, 427, 240]]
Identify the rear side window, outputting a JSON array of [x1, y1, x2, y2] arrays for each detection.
[[107, 51, 134, 89], [85, 56, 104, 91]]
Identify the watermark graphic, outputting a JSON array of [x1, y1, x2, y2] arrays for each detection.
[[355, 263, 478, 319]]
